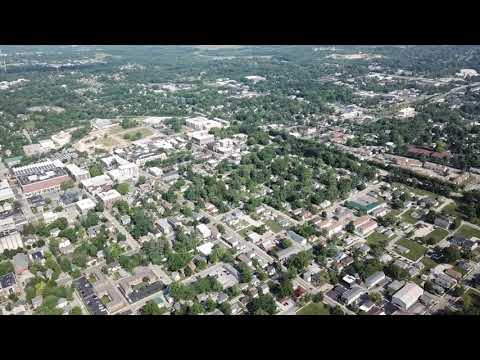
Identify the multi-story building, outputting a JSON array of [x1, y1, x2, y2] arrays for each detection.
[[65, 163, 90, 182], [13, 160, 71, 197]]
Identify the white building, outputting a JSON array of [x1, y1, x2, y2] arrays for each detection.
[[65, 164, 90, 182], [398, 107, 416, 119], [0, 232, 23, 253], [196, 224, 212, 239], [392, 282, 423, 311], [0, 179, 15, 203], [81, 175, 113, 194], [196, 242, 214, 257], [457, 69, 479, 79], [341, 285, 365, 306], [75, 198, 97, 214], [365, 271, 386, 289], [185, 116, 223, 131], [190, 131, 215, 146], [96, 189, 122, 208]]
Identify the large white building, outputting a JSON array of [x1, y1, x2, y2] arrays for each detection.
[[103, 155, 139, 182], [392, 282, 423, 311], [185, 116, 223, 131], [0, 179, 15, 203], [81, 175, 113, 194], [65, 164, 90, 182], [190, 131, 215, 146], [0, 232, 23, 253], [96, 189, 122, 208], [75, 198, 97, 214]]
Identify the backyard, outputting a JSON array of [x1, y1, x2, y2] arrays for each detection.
[[296, 302, 330, 315], [455, 224, 480, 239], [396, 238, 427, 261], [421, 228, 449, 244], [401, 208, 420, 225], [366, 231, 389, 247]]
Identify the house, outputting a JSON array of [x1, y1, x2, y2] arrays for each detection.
[[238, 254, 253, 267], [287, 231, 307, 246], [450, 235, 478, 251], [434, 215, 453, 230], [365, 271, 386, 289], [121, 215, 131, 226], [223, 235, 240, 249], [276, 246, 302, 262], [196, 224, 211, 239], [244, 231, 260, 244], [445, 268, 462, 282], [392, 282, 423, 311], [341, 285, 365, 306], [353, 216, 378, 236], [342, 274, 357, 288], [196, 242, 214, 257], [259, 283, 270, 295], [31, 295, 43, 309], [157, 219, 173, 235], [0, 272, 20, 297], [359, 299, 375, 312], [75, 198, 97, 215], [433, 272, 457, 290]]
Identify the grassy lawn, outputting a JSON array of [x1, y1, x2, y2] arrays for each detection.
[[264, 220, 282, 234], [238, 225, 255, 238], [455, 225, 480, 239], [296, 302, 330, 315], [442, 202, 462, 218], [366, 232, 389, 247], [100, 295, 111, 306], [389, 209, 402, 218], [396, 238, 427, 261], [421, 256, 438, 272], [395, 183, 437, 199], [422, 228, 449, 244], [401, 209, 420, 225], [120, 127, 154, 141]]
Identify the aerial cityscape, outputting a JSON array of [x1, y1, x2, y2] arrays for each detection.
[[0, 45, 480, 315]]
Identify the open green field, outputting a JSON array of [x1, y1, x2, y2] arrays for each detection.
[[423, 228, 449, 244], [455, 225, 480, 239], [296, 302, 330, 315], [401, 209, 420, 225], [264, 220, 282, 234], [120, 127, 154, 140], [366, 232, 389, 247], [397, 238, 427, 261]]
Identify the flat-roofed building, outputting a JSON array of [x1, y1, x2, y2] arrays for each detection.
[[0, 179, 15, 203], [96, 189, 122, 208], [75, 198, 97, 214], [0, 231, 23, 253], [185, 116, 223, 131], [13, 160, 71, 197], [190, 131, 215, 146], [81, 175, 113, 194], [65, 163, 90, 182], [392, 282, 423, 311]]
